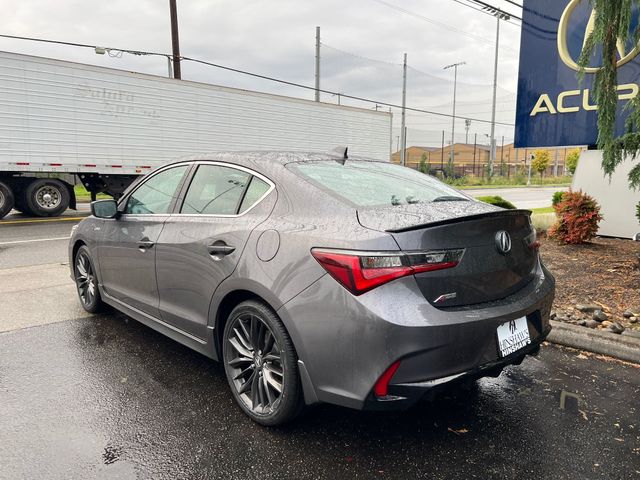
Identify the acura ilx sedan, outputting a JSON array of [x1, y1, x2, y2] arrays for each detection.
[[70, 151, 554, 426]]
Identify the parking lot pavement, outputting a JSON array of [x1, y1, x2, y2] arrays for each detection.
[[1, 314, 638, 480], [465, 186, 567, 209]]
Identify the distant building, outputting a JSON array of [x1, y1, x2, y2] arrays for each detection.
[[392, 143, 586, 176]]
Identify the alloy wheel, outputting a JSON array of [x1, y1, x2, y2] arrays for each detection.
[[75, 251, 96, 307], [226, 313, 284, 415]]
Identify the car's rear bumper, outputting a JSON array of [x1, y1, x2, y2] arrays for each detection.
[[278, 260, 555, 411], [363, 326, 550, 411]]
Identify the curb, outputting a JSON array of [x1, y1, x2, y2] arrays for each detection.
[[547, 320, 640, 364]]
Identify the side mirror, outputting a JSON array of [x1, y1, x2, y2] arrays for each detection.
[[91, 199, 118, 219]]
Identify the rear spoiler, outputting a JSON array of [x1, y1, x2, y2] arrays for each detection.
[[386, 209, 533, 233]]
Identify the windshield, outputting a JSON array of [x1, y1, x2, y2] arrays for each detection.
[[289, 161, 468, 208]]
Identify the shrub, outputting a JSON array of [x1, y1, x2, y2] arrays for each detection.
[[477, 195, 517, 210], [552, 191, 566, 206], [548, 190, 603, 244], [566, 148, 580, 175], [636, 201, 640, 224]]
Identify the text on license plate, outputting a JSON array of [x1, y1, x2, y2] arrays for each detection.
[[496, 317, 531, 357]]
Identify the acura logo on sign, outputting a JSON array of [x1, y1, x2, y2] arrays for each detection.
[[495, 231, 511, 255], [557, 0, 640, 73]]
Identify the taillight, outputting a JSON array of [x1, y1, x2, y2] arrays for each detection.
[[525, 229, 540, 250], [311, 248, 464, 295]]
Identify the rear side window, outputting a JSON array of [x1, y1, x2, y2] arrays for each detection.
[[125, 165, 188, 214], [181, 165, 250, 215], [239, 177, 271, 213], [289, 161, 467, 208]]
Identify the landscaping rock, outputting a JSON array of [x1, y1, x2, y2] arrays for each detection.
[[625, 307, 640, 317], [630, 317, 638, 324], [593, 310, 608, 322], [601, 320, 613, 328], [550, 311, 557, 320], [585, 319, 599, 329], [623, 310, 634, 318], [609, 322, 625, 335], [576, 303, 600, 313], [577, 319, 586, 326]]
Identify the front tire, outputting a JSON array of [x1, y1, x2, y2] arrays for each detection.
[[222, 300, 303, 426], [74, 246, 105, 313]]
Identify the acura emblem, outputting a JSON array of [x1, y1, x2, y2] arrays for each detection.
[[495, 231, 511, 255]]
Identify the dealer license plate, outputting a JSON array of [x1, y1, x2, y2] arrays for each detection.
[[497, 317, 531, 357]]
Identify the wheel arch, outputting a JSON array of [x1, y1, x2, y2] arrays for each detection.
[[212, 288, 280, 360]]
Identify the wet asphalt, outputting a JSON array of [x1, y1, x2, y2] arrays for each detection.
[[1, 214, 639, 480], [1, 314, 638, 480]]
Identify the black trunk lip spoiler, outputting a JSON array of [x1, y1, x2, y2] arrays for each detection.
[[386, 209, 533, 233]]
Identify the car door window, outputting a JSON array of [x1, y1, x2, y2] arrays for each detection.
[[181, 165, 250, 215], [239, 176, 271, 213], [125, 165, 189, 214]]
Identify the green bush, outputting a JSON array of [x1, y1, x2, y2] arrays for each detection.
[[477, 195, 517, 210], [636, 201, 640, 224], [552, 191, 566, 206]]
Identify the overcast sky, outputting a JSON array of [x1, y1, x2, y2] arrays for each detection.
[[2, 0, 523, 148]]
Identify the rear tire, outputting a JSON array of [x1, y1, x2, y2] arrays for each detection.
[[25, 179, 70, 217], [74, 245, 106, 314], [0, 181, 14, 219], [222, 300, 303, 426]]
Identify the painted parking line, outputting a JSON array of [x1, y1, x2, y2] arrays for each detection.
[[0, 236, 71, 246], [0, 217, 86, 225]]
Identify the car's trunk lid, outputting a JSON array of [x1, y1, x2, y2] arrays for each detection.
[[357, 202, 538, 308]]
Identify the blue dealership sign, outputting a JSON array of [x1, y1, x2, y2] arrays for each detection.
[[515, 0, 640, 148]]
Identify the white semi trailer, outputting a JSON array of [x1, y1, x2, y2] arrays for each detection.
[[0, 51, 391, 219]]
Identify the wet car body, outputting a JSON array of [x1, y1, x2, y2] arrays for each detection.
[[69, 151, 555, 421]]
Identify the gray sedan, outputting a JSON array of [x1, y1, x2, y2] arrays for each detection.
[[69, 151, 555, 426]]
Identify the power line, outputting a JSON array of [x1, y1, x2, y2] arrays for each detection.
[[465, 0, 523, 21], [0, 33, 169, 58], [0, 32, 516, 126], [367, 0, 518, 51], [182, 56, 515, 126]]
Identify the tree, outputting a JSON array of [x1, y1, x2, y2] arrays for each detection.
[[566, 148, 581, 175], [419, 152, 430, 174], [578, 0, 640, 218], [532, 149, 550, 179]]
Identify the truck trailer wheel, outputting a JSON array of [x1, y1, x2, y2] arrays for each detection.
[[24, 179, 70, 217], [0, 181, 15, 219]]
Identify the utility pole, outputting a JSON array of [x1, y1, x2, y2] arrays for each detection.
[[400, 53, 407, 167], [485, 7, 510, 177], [465, 119, 471, 144], [169, 0, 181, 79], [315, 27, 321, 102], [444, 61, 465, 175]]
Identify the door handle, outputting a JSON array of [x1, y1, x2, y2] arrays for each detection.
[[208, 242, 235, 257], [138, 240, 155, 251]]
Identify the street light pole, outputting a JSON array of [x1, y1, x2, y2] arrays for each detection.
[[315, 27, 321, 102], [444, 61, 465, 175], [400, 53, 407, 167], [484, 7, 510, 177], [169, 0, 181, 79]]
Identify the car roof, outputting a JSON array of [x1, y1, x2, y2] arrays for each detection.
[[167, 151, 386, 168]]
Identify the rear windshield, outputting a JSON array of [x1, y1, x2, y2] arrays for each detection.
[[289, 161, 468, 208]]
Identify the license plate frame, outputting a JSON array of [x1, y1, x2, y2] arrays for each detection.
[[496, 317, 531, 357]]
